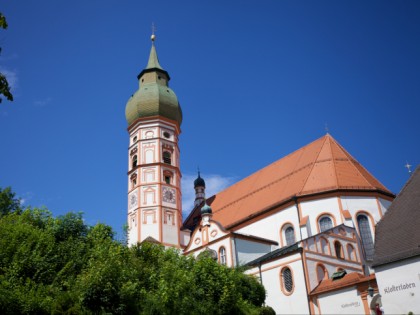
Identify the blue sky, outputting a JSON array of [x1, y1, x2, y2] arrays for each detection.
[[1, 1, 419, 238]]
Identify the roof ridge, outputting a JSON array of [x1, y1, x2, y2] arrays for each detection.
[[211, 136, 326, 213], [330, 137, 373, 187], [299, 135, 329, 194], [327, 135, 340, 189]]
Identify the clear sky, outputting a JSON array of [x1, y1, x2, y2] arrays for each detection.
[[1, 1, 419, 238]]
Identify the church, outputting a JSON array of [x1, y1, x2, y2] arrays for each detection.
[[124, 35, 395, 314]]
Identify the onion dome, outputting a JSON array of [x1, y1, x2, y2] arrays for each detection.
[[194, 171, 206, 188], [125, 37, 182, 127], [201, 202, 212, 215]]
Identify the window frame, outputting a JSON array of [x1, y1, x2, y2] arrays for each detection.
[[219, 246, 227, 265], [280, 266, 295, 295], [318, 216, 333, 232], [280, 223, 296, 247], [356, 213, 375, 261]]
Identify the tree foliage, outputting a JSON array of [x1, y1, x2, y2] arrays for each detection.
[[0, 12, 13, 103], [0, 187, 267, 314]]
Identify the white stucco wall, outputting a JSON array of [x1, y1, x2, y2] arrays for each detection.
[[378, 198, 392, 215], [236, 205, 299, 245], [374, 256, 420, 315], [247, 253, 310, 314], [317, 286, 366, 315], [300, 197, 342, 236], [341, 196, 381, 224]]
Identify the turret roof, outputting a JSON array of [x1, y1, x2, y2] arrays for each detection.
[[125, 40, 182, 126]]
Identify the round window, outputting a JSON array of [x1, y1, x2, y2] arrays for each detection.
[[163, 132, 170, 138]]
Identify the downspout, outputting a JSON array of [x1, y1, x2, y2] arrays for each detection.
[[293, 196, 304, 241], [294, 197, 311, 313], [258, 262, 263, 285], [299, 249, 312, 314], [232, 237, 239, 267]]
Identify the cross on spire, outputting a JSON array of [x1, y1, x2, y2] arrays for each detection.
[[324, 122, 329, 134], [404, 161, 412, 173], [151, 23, 156, 42]]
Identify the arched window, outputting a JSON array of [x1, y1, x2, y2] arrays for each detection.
[[316, 264, 328, 283], [347, 244, 356, 261], [334, 241, 343, 259], [280, 267, 294, 294], [163, 170, 173, 185], [219, 247, 226, 265], [357, 214, 374, 260], [132, 155, 138, 169], [320, 237, 330, 255], [319, 216, 333, 232], [285, 226, 295, 245], [163, 151, 171, 164]]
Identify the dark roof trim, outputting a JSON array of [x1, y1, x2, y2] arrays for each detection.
[[245, 243, 301, 267], [233, 232, 278, 245], [372, 249, 420, 267], [137, 67, 170, 81]]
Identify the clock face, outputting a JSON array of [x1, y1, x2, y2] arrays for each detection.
[[162, 187, 176, 204]]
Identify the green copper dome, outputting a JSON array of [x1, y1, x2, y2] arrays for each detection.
[[201, 202, 212, 215], [125, 43, 182, 126]]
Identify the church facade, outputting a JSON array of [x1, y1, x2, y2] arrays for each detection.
[[125, 38, 395, 314]]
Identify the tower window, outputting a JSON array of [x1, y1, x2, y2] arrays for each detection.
[[163, 151, 171, 164], [163, 131, 170, 138], [165, 176, 171, 184], [133, 136, 137, 143], [132, 155, 138, 169]]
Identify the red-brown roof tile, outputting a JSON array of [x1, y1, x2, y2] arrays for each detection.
[[310, 273, 375, 295], [184, 134, 393, 229]]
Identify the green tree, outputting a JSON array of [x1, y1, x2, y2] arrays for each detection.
[[0, 187, 21, 217], [0, 187, 267, 314], [0, 12, 13, 103]]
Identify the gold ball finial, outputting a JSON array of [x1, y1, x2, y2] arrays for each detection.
[[151, 34, 156, 41]]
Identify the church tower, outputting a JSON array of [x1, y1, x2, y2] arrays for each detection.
[[125, 34, 183, 247]]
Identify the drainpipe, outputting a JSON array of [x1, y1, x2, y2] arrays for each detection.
[[293, 196, 304, 241], [299, 249, 312, 314], [232, 237, 239, 267], [258, 262, 263, 285]]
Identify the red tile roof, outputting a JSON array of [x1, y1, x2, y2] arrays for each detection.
[[184, 134, 393, 229], [310, 272, 375, 295]]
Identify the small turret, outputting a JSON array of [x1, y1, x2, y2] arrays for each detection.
[[201, 200, 212, 226], [194, 171, 206, 207]]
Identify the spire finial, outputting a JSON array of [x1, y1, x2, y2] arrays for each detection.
[[151, 22, 156, 42], [197, 166, 201, 177], [405, 161, 412, 173], [325, 122, 329, 134]]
